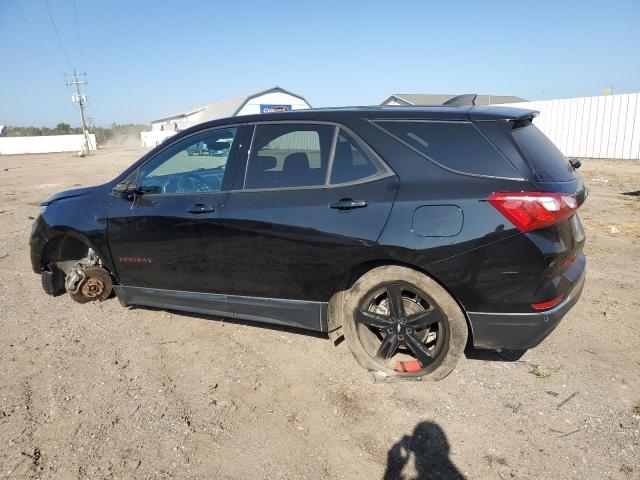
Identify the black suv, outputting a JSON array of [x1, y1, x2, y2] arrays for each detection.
[[30, 106, 586, 380]]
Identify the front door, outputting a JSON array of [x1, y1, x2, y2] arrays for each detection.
[[108, 126, 244, 304], [220, 123, 398, 330]]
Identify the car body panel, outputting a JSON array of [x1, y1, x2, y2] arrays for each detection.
[[219, 175, 400, 301], [106, 191, 228, 293], [30, 184, 115, 274], [29, 105, 586, 349]]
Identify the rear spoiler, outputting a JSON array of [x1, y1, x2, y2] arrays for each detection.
[[468, 106, 539, 122]]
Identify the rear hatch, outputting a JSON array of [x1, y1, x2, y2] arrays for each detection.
[[471, 108, 587, 197], [472, 109, 587, 310]]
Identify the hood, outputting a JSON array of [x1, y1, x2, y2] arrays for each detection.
[[40, 185, 97, 206]]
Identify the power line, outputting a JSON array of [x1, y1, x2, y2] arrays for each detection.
[[12, 0, 57, 69], [72, 0, 85, 70], [65, 70, 91, 155], [43, 0, 72, 70]]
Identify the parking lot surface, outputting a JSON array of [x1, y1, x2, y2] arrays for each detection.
[[0, 147, 638, 479]]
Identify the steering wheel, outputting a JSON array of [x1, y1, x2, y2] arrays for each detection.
[[176, 172, 210, 193]]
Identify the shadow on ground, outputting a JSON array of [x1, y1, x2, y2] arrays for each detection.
[[384, 420, 465, 480], [129, 305, 529, 360], [464, 348, 527, 362]]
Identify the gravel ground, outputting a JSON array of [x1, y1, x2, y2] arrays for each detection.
[[0, 147, 638, 479]]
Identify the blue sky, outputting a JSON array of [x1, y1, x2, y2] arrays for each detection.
[[1, 0, 639, 127]]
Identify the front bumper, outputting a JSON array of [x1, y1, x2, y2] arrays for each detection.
[[466, 266, 586, 350]]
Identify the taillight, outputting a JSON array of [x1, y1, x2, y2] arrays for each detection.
[[531, 294, 565, 310], [487, 192, 579, 232]]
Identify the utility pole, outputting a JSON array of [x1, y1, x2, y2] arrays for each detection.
[[64, 70, 90, 155]]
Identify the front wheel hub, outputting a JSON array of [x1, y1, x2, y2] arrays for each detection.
[[68, 266, 113, 304], [81, 277, 105, 298]]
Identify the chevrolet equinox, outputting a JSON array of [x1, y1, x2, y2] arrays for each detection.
[[30, 105, 586, 380]]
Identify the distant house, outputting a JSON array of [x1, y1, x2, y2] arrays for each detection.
[[380, 93, 527, 106], [151, 86, 311, 132], [141, 86, 312, 147]]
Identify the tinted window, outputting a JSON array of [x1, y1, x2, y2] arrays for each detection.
[[511, 121, 576, 181], [330, 130, 380, 184], [375, 121, 521, 178], [245, 124, 334, 189], [138, 128, 237, 194]]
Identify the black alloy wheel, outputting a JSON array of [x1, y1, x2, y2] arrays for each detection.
[[355, 282, 450, 374]]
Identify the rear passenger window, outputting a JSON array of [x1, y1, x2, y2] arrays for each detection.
[[330, 130, 380, 184], [375, 121, 521, 178], [245, 124, 334, 189]]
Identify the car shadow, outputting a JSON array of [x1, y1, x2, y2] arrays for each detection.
[[384, 420, 465, 480], [127, 305, 526, 357], [464, 348, 527, 362]]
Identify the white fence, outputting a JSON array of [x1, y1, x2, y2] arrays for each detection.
[[0, 134, 97, 155], [500, 93, 640, 160]]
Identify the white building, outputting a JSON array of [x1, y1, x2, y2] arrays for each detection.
[[380, 93, 527, 106], [141, 87, 311, 147]]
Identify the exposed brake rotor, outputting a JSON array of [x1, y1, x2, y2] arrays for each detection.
[[81, 277, 105, 298]]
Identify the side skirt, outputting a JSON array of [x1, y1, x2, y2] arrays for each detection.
[[113, 285, 328, 332]]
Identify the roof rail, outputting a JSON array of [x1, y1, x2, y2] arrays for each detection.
[[442, 94, 478, 107]]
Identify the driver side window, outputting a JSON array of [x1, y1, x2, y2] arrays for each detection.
[[138, 127, 238, 194]]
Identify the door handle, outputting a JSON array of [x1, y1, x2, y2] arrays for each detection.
[[329, 198, 368, 210], [187, 204, 215, 214]]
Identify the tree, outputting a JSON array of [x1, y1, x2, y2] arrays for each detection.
[[54, 123, 72, 135]]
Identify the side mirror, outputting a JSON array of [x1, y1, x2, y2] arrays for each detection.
[[112, 181, 139, 200], [569, 159, 582, 170]]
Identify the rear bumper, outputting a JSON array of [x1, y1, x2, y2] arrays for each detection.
[[466, 265, 585, 350]]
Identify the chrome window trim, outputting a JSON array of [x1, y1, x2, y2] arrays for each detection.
[[236, 120, 396, 194], [368, 119, 526, 182], [135, 120, 397, 197]]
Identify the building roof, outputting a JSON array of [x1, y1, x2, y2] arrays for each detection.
[[380, 93, 527, 106], [152, 86, 310, 124]]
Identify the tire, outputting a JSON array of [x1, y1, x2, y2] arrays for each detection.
[[341, 265, 467, 381], [69, 266, 113, 304]]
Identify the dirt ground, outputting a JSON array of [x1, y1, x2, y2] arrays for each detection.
[[0, 147, 638, 480]]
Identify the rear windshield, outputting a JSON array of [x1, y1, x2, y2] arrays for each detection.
[[374, 120, 522, 178], [511, 121, 576, 182]]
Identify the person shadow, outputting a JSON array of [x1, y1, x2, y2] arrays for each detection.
[[384, 421, 465, 480]]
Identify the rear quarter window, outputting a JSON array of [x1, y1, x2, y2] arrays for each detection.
[[510, 121, 576, 182], [374, 120, 522, 178]]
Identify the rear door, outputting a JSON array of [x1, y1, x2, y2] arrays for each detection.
[[219, 122, 398, 330]]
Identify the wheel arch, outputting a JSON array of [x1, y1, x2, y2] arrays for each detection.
[[38, 229, 116, 277], [327, 258, 474, 348]]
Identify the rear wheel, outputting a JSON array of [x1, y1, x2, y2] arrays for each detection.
[[342, 266, 467, 381]]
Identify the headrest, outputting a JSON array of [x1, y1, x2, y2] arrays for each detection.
[[282, 152, 310, 173]]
